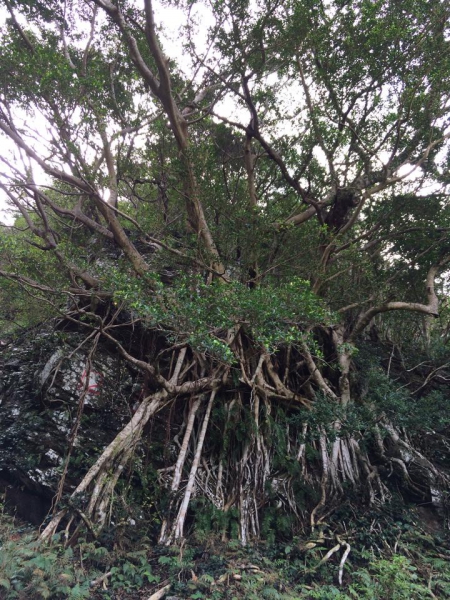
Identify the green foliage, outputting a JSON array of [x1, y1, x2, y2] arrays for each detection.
[[0, 1, 450, 594], [108, 550, 159, 592], [0, 227, 64, 334], [260, 508, 296, 545], [361, 366, 450, 432], [0, 526, 92, 599], [110, 272, 331, 358], [1, 0, 449, 345], [1, 497, 450, 599], [349, 556, 432, 599], [0, 505, 161, 599], [302, 586, 351, 599], [192, 500, 240, 541]]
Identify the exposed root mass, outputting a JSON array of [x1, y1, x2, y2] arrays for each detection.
[[40, 329, 450, 546]]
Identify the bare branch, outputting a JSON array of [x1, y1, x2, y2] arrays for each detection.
[[348, 258, 450, 341]]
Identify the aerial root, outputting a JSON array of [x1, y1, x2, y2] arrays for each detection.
[[40, 391, 166, 542], [171, 389, 216, 542], [313, 533, 351, 586], [147, 584, 172, 600], [338, 537, 351, 585], [39, 341, 449, 547]]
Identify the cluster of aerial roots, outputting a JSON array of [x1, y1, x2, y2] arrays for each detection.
[[40, 331, 448, 545]]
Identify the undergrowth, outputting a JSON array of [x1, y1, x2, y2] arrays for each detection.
[[1, 500, 449, 599]]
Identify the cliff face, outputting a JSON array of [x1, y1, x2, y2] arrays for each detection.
[[0, 325, 139, 524]]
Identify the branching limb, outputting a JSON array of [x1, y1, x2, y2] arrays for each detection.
[[348, 258, 450, 342]]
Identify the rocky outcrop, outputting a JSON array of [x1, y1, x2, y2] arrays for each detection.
[[0, 324, 140, 524]]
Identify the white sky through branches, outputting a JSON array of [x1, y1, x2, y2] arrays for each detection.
[[0, 1, 447, 225]]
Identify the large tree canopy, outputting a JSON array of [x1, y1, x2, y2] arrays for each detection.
[[0, 0, 449, 546]]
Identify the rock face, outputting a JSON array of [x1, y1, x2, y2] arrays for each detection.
[[0, 324, 140, 524]]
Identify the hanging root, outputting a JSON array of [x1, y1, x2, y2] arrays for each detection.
[[172, 390, 216, 541], [338, 538, 351, 585], [310, 431, 330, 530], [159, 395, 202, 544], [147, 584, 171, 600]]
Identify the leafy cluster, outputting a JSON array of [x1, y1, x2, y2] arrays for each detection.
[[110, 272, 332, 358]]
